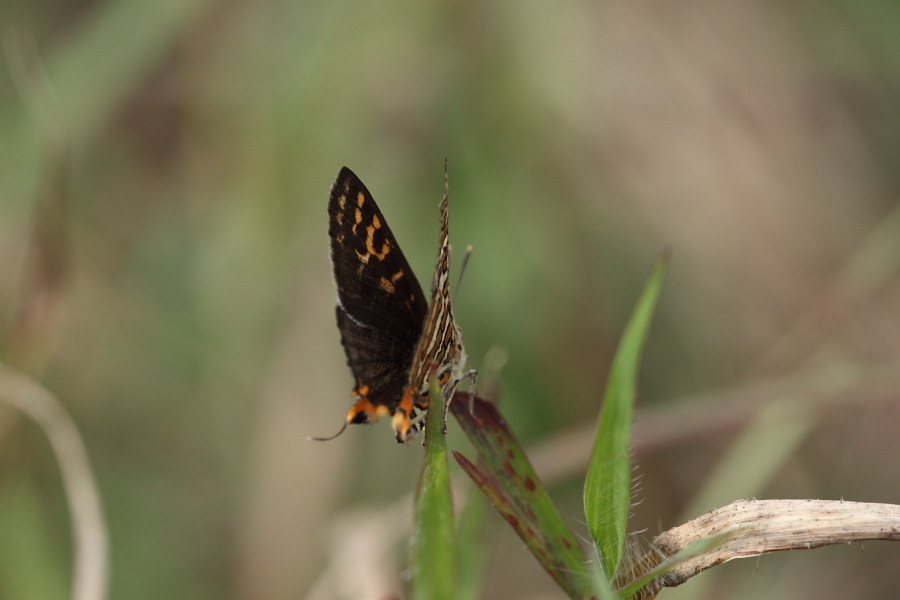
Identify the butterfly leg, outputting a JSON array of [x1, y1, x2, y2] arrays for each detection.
[[440, 368, 478, 434], [462, 369, 478, 416]]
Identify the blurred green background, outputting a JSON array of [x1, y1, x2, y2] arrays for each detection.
[[2, 1, 899, 599]]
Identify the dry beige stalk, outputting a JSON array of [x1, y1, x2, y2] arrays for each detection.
[[649, 498, 900, 590]]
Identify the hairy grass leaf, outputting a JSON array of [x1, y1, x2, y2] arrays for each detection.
[[584, 255, 669, 577]]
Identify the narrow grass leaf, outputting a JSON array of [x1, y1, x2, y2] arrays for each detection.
[[588, 558, 618, 600], [412, 377, 457, 600], [617, 533, 731, 600], [454, 452, 586, 598], [451, 393, 593, 599], [584, 255, 669, 578]]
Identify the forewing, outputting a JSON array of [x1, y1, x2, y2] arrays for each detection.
[[328, 167, 428, 343]]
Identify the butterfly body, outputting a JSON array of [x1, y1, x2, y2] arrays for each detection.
[[326, 167, 467, 443]]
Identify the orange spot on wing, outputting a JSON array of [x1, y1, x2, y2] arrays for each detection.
[[379, 277, 395, 293], [365, 225, 390, 259]]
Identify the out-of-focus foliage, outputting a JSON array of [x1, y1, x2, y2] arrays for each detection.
[[1, 1, 899, 599]]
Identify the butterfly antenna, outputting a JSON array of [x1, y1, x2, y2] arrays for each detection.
[[442, 158, 473, 303], [307, 419, 348, 442], [444, 157, 449, 196], [453, 245, 473, 303]]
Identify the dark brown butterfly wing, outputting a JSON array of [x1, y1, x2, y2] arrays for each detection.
[[328, 167, 428, 415]]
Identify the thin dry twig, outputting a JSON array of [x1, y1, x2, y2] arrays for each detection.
[[649, 498, 900, 590], [0, 362, 110, 600]]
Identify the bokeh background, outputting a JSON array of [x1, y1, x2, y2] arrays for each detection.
[[2, 1, 899, 599]]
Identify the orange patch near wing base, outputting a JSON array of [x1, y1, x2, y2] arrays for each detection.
[[346, 385, 390, 425]]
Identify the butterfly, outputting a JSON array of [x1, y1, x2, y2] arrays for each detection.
[[314, 166, 469, 443]]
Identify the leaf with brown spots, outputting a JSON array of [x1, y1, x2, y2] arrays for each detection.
[[450, 393, 592, 598]]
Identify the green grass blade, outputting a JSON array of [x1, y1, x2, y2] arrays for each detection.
[[617, 533, 732, 600], [451, 393, 593, 599], [587, 557, 618, 600], [584, 255, 669, 578], [411, 377, 457, 600]]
